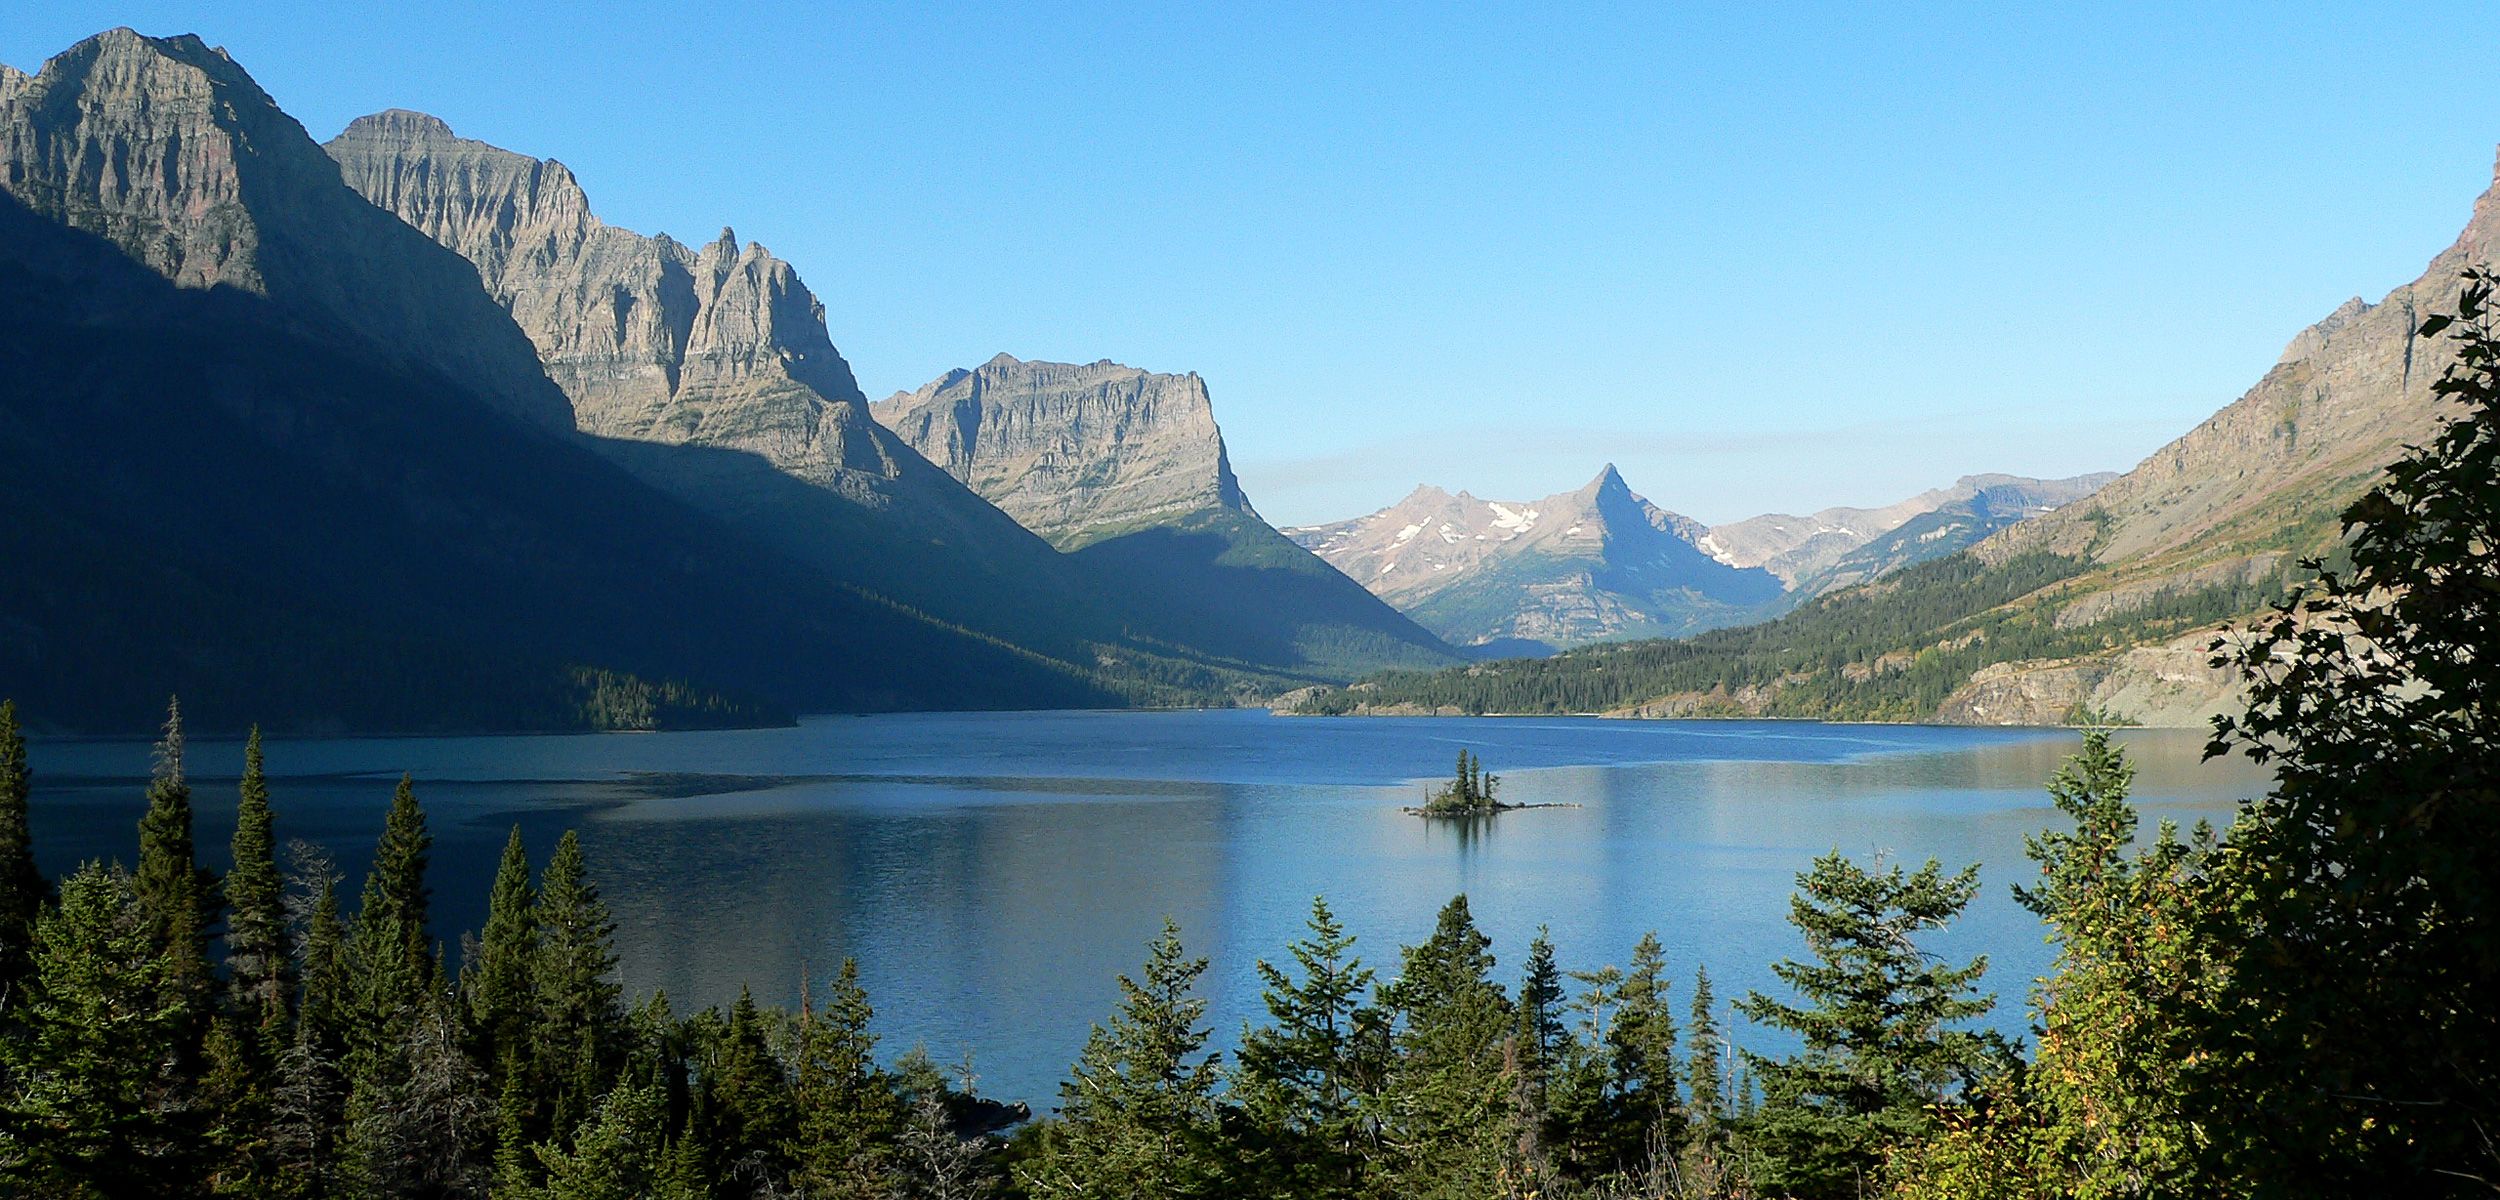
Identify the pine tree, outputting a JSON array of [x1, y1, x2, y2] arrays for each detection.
[[1378, 894, 1514, 1198], [1607, 932, 1677, 1140], [1682, 966, 1724, 1138], [1025, 918, 1225, 1200], [1232, 895, 1378, 1197], [1737, 852, 2001, 1200], [133, 697, 214, 1033], [466, 826, 538, 1113], [0, 699, 44, 994], [523, 1080, 706, 1200], [694, 985, 793, 1185], [534, 829, 622, 1136], [224, 728, 292, 1057], [789, 958, 902, 1199], [0, 863, 201, 1196]]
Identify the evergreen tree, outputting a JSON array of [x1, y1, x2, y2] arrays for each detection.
[[1737, 852, 2001, 1200], [1606, 932, 1677, 1140], [224, 728, 292, 1057], [294, 873, 348, 1058], [788, 958, 901, 1199], [1378, 895, 1514, 1199], [363, 774, 433, 978], [0, 863, 201, 1196], [1025, 918, 1226, 1200], [0, 699, 43, 994], [1232, 896, 1378, 1197], [523, 1080, 705, 1200], [1682, 966, 1725, 1139], [133, 697, 215, 1032], [693, 986, 792, 1186], [534, 829, 622, 1135], [465, 826, 538, 1116]]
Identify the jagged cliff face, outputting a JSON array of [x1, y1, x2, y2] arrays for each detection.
[[1288, 466, 1784, 650], [325, 110, 928, 499], [872, 355, 1254, 548], [0, 31, 571, 430]]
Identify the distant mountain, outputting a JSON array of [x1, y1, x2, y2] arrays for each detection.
[[1287, 467, 1784, 653], [876, 355, 1457, 677], [1291, 468, 2105, 653], [1704, 473, 2116, 594], [1299, 148, 2500, 726], [0, 30, 1116, 732]]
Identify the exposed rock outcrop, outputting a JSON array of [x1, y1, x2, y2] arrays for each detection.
[[1933, 633, 2246, 729], [1708, 473, 2116, 589], [0, 31, 571, 430], [872, 354, 1253, 548]]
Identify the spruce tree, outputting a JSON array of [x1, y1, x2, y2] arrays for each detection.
[[133, 697, 214, 1031], [0, 699, 43, 994], [1232, 896, 1378, 1197], [467, 827, 538, 1103], [363, 774, 433, 978], [1683, 966, 1724, 1138], [534, 829, 622, 1136], [523, 1080, 706, 1200], [0, 863, 201, 1196], [696, 985, 793, 1185], [224, 729, 292, 1059], [1379, 894, 1514, 1198], [1737, 852, 2001, 1200], [1607, 932, 1677, 1139], [1025, 918, 1225, 1200], [789, 958, 901, 1198]]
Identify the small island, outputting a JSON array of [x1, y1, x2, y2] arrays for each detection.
[[1407, 749, 1571, 817]]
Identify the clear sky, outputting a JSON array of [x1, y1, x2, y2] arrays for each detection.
[[10, 4, 2498, 525]]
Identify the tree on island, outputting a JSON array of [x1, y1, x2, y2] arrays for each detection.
[[1420, 750, 1508, 816]]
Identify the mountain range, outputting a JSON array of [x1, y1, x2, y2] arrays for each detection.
[[1297, 148, 2500, 725], [0, 29, 1451, 733], [1288, 468, 2111, 654]]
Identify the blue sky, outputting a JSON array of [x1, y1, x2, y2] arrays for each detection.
[[10, 4, 2497, 524]]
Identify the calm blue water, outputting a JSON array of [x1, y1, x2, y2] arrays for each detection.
[[23, 711, 2267, 1108]]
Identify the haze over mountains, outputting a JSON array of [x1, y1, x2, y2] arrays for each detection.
[[1290, 467, 2112, 653]]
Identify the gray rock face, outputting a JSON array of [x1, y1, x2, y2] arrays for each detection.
[[872, 355, 1254, 548], [1288, 466, 1783, 650], [325, 110, 929, 502], [0, 30, 571, 430]]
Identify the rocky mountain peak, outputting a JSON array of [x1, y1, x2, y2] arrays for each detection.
[[0, 28, 572, 430], [873, 356, 1253, 547]]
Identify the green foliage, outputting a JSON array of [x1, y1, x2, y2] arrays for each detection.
[[1230, 896, 1382, 1198], [1738, 853, 2004, 1200], [789, 958, 904, 1198], [133, 697, 215, 1036], [1421, 748, 1507, 815], [0, 863, 202, 1196], [1299, 541, 2299, 720], [0, 700, 42, 995], [1026, 918, 1228, 1200], [521, 1080, 705, 1200], [534, 830, 623, 1135], [2187, 269, 2500, 1195], [1378, 895, 1517, 1197]]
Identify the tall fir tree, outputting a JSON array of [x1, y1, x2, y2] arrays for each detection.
[[694, 985, 793, 1186], [0, 863, 203, 1197], [1683, 966, 1725, 1139], [1232, 896, 1379, 1198], [1607, 932, 1677, 1140], [522, 1080, 705, 1200], [0, 699, 43, 994], [466, 827, 539, 1116], [534, 830, 623, 1135], [788, 958, 902, 1199], [133, 696, 215, 1033], [223, 729, 293, 1060], [1025, 918, 1226, 1200], [1737, 852, 2001, 1200], [1379, 895, 1515, 1199]]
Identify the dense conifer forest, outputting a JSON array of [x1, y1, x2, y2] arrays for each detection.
[[2, 281, 2496, 1196]]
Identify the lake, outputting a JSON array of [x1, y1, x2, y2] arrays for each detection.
[[22, 710, 2269, 1109]]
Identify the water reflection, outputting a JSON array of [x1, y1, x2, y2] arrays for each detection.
[[23, 714, 2269, 1108]]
